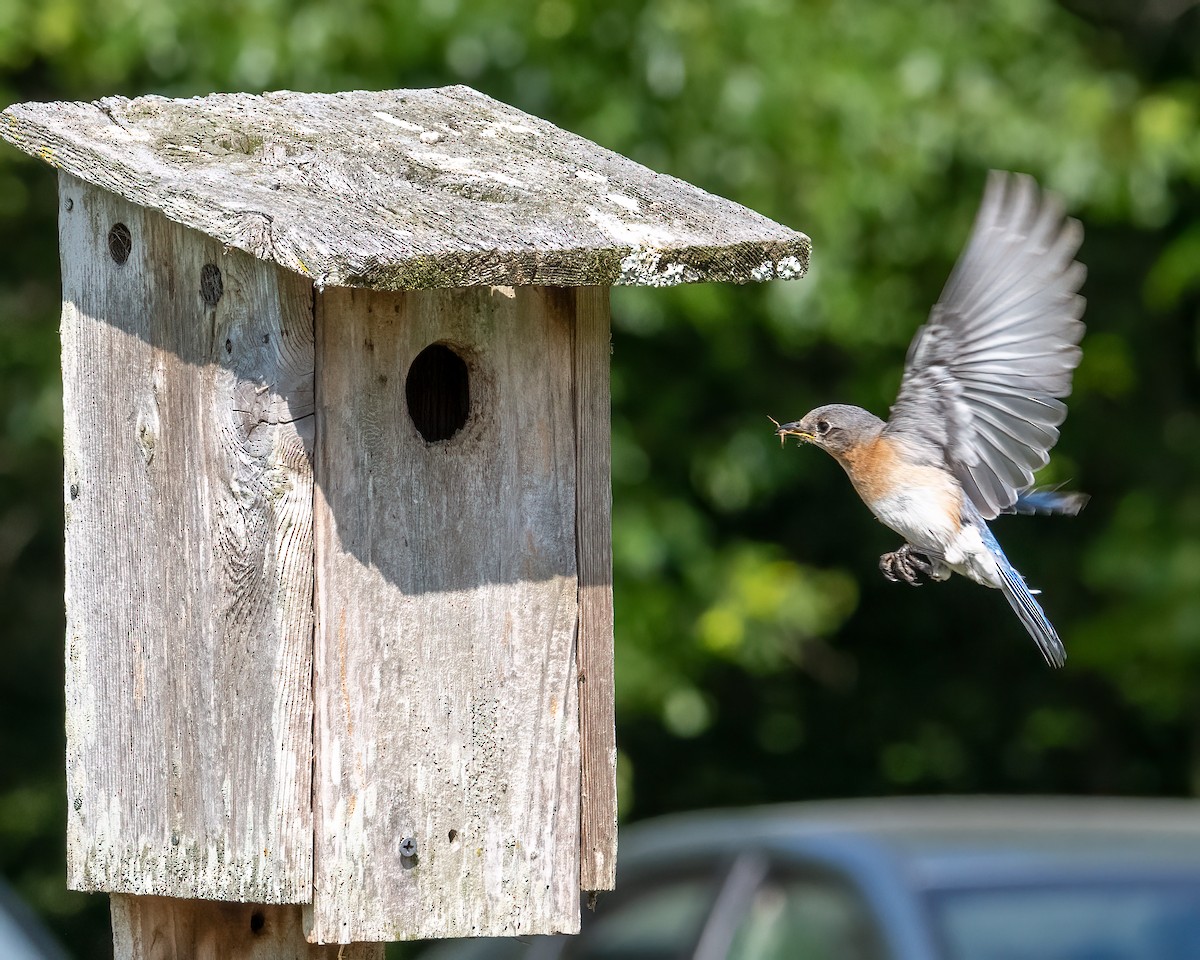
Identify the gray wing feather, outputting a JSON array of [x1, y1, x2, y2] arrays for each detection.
[[886, 171, 1086, 519]]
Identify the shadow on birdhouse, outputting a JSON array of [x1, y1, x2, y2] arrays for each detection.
[[1, 86, 809, 955]]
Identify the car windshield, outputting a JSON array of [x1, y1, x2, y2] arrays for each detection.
[[929, 879, 1200, 960]]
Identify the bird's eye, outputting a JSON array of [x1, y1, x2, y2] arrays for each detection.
[[816, 420, 831, 435]]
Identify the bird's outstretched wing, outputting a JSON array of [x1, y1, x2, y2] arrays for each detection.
[[886, 171, 1086, 519]]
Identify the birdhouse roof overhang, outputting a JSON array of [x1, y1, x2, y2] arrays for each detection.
[[1, 85, 811, 291]]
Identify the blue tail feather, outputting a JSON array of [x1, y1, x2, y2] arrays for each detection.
[[977, 518, 1067, 667], [1007, 488, 1089, 517]]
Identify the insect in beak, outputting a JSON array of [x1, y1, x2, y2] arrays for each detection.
[[770, 415, 814, 446]]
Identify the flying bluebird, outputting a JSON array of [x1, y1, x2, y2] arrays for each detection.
[[774, 172, 1087, 667]]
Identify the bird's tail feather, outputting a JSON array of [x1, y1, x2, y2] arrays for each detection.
[[1006, 487, 1089, 517], [994, 557, 1066, 667], [978, 522, 1066, 667]]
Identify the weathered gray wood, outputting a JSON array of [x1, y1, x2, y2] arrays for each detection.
[[61, 173, 316, 902], [3, 88, 810, 290], [311, 286, 582, 942], [573, 288, 617, 892], [111, 895, 383, 960]]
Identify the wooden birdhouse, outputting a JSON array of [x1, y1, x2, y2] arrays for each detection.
[[0, 86, 810, 956]]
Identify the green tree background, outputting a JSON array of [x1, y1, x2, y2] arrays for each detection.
[[2, 0, 1199, 955]]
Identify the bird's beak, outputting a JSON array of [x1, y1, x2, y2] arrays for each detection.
[[769, 416, 814, 447]]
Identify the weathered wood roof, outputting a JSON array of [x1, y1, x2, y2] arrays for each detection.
[[1, 86, 810, 290]]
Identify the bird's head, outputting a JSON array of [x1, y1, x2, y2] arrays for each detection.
[[771, 403, 885, 458]]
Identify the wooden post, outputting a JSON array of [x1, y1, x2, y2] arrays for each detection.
[[111, 897, 381, 960]]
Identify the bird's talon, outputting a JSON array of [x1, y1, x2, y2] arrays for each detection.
[[880, 545, 934, 586]]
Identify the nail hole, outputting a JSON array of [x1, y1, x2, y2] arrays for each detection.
[[406, 343, 469, 443], [249, 911, 265, 934], [200, 263, 223, 306], [225, 339, 233, 354], [448, 829, 458, 843], [69, 483, 80, 500], [107, 223, 132, 264]]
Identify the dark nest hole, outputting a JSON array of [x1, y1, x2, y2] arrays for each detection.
[[406, 343, 470, 443], [107, 223, 132, 264]]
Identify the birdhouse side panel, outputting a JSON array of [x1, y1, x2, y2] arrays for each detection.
[[60, 175, 316, 903], [572, 287, 617, 893], [311, 285, 581, 942]]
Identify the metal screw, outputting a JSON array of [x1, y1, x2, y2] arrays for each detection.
[[399, 837, 417, 858]]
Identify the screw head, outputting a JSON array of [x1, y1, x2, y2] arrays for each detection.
[[399, 837, 417, 858]]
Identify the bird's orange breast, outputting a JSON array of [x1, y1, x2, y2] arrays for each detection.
[[835, 434, 907, 504], [835, 434, 962, 520]]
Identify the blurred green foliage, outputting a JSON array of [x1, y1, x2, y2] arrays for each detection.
[[2, 0, 1200, 955]]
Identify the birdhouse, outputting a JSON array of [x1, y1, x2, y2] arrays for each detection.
[[1, 86, 810, 956]]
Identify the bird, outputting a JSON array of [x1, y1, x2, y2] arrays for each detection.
[[773, 171, 1087, 667]]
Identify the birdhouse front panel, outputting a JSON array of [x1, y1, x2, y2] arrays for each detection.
[[59, 174, 317, 904], [310, 285, 591, 941]]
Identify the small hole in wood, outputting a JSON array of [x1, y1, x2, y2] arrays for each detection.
[[406, 344, 469, 443], [448, 829, 458, 843], [250, 911, 266, 934], [200, 263, 224, 306], [107, 223, 132, 264]]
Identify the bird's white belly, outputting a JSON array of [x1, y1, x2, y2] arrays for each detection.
[[870, 486, 1001, 588], [870, 485, 959, 550], [942, 522, 1002, 587]]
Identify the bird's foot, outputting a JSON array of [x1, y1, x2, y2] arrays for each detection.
[[880, 544, 937, 586]]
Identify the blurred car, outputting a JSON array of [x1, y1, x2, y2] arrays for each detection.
[[418, 796, 1200, 960], [0, 876, 70, 960]]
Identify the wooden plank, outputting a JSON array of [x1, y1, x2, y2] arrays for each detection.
[[111, 895, 383, 960], [573, 288, 617, 892], [3, 88, 810, 290], [61, 173, 316, 903], [311, 286, 581, 942]]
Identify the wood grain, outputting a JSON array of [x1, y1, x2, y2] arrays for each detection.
[[111, 895, 383, 960], [572, 288, 617, 892], [311, 286, 582, 942], [3, 88, 810, 290], [61, 174, 316, 903]]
